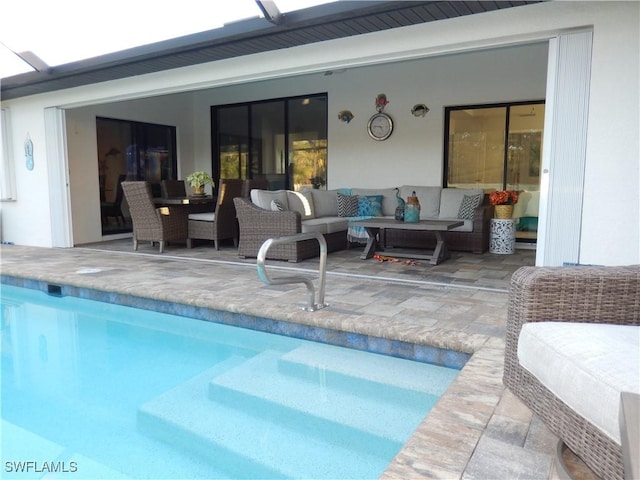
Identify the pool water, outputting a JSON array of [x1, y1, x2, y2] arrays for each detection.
[[1, 284, 459, 479]]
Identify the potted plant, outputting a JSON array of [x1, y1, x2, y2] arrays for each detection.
[[309, 175, 326, 189], [489, 190, 519, 218], [186, 171, 215, 195]]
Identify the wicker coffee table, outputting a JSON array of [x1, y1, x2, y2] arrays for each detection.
[[349, 217, 463, 265]]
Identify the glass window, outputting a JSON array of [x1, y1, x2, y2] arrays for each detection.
[[288, 96, 327, 190], [96, 117, 177, 235], [445, 101, 544, 243], [216, 105, 249, 180], [212, 94, 327, 191]]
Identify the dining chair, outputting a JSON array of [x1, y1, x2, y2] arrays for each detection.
[[161, 179, 187, 198], [187, 179, 244, 250], [100, 174, 127, 225], [122, 181, 188, 253]]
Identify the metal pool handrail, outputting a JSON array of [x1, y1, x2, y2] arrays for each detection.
[[256, 232, 328, 312]]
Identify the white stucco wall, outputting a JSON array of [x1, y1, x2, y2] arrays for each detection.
[[1, 1, 638, 265]]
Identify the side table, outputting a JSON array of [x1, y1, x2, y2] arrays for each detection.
[[490, 218, 516, 254]]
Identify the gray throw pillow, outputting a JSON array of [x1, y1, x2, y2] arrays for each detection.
[[336, 192, 359, 217], [457, 194, 482, 220]]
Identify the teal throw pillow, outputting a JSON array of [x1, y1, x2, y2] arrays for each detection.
[[357, 195, 383, 217]]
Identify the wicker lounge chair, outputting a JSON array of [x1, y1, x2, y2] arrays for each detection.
[[186, 179, 243, 250], [503, 265, 640, 480], [121, 181, 188, 253]]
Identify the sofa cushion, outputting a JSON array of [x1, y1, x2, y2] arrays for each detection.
[[307, 189, 339, 218], [287, 190, 315, 219], [357, 195, 384, 217], [351, 187, 398, 216], [250, 189, 289, 211], [337, 192, 359, 217], [302, 216, 349, 235], [518, 322, 640, 445], [439, 188, 484, 220], [399, 186, 442, 219]]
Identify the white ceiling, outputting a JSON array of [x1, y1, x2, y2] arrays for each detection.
[[0, 0, 336, 78]]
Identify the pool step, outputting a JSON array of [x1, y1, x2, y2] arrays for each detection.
[[138, 352, 397, 479], [208, 349, 439, 443], [278, 342, 457, 396]]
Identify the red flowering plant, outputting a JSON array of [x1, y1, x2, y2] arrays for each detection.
[[489, 190, 519, 206]]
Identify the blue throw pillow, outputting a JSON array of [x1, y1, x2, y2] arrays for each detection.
[[357, 195, 383, 217]]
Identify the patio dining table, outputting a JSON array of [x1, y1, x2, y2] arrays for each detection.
[[152, 196, 215, 235]]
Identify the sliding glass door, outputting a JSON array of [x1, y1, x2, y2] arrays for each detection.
[[96, 117, 177, 235], [212, 94, 327, 191], [445, 101, 544, 243]]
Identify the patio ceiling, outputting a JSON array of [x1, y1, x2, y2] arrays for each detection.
[[1, 1, 541, 101]]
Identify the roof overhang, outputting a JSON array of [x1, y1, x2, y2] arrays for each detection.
[[0, 1, 542, 101]]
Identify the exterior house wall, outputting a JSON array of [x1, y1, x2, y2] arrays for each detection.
[[0, 1, 638, 265]]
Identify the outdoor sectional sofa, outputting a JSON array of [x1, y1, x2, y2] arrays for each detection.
[[233, 186, 493, 262]]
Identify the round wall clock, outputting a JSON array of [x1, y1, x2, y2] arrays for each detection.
[[367, 112, 393, 141]]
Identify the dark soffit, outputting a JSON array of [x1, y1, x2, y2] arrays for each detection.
[[1, 1, 542, 100]]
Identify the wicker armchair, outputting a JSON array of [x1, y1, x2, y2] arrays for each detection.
[[186, 179, 243, 250], [503, 265, 640, 480], [121, 181, 188, 253], [233, 197, 320, 262]]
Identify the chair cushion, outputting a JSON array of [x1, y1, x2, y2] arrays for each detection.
[[188, 212, 215, 221], [518, 322, 640, 445]]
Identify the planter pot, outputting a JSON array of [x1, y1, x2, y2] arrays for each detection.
[[193, 184, 205, 196], [494, 204, 514, 219]]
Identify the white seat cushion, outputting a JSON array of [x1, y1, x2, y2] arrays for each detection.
[[518, 322, 640, 445], [188, 212, 215, 221]]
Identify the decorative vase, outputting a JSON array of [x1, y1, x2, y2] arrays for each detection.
[[404, 191, 421, 223], [394, 188, 405, 221], [494, 204, 514, 219], [193, 184, 205, 196]]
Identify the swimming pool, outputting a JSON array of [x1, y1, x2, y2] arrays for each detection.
[[1, 283, 461, 479]]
